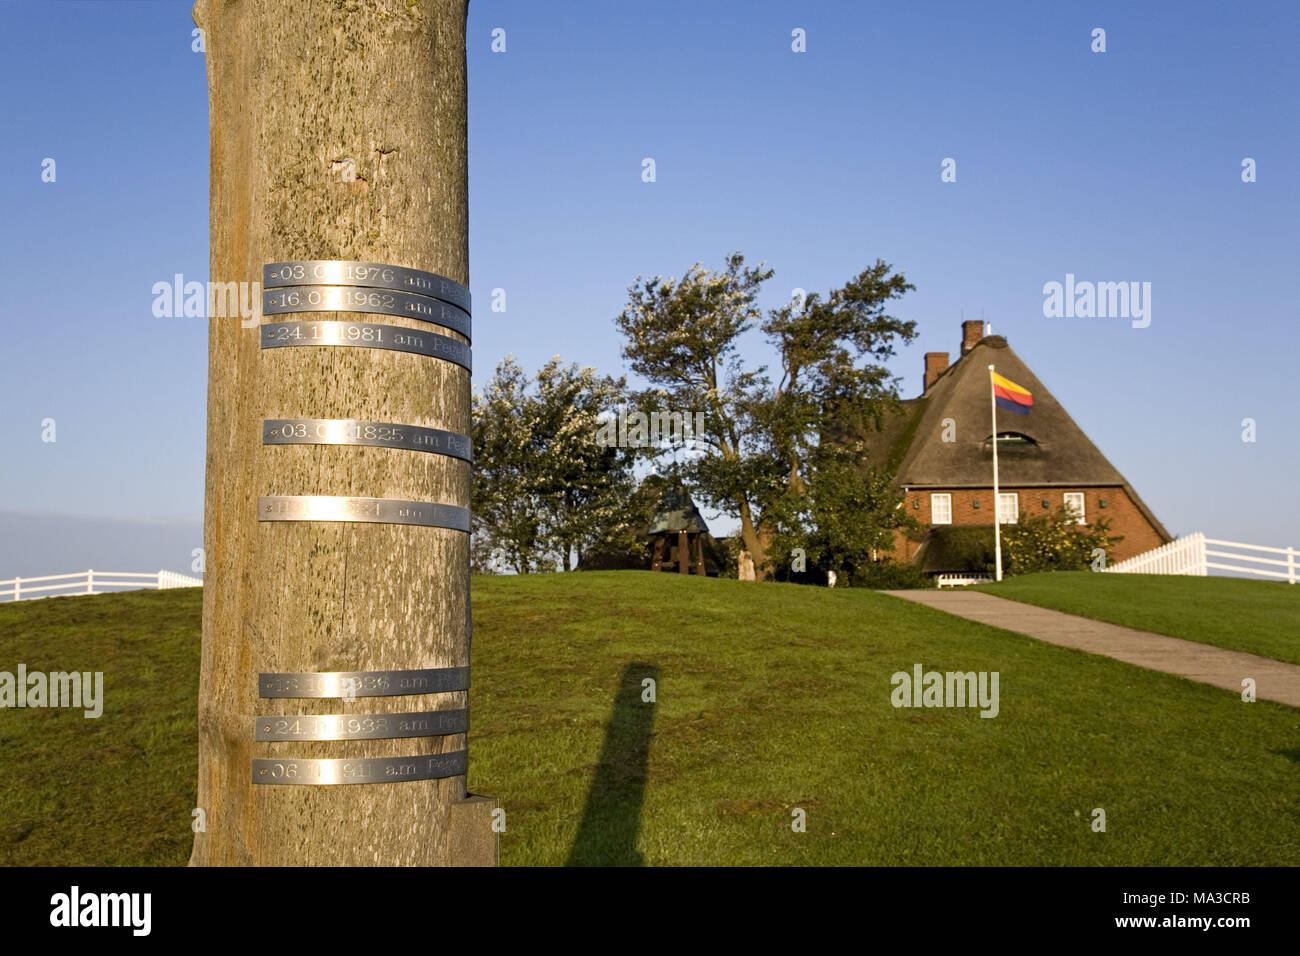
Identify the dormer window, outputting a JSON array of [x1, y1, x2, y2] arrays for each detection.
[[983, 432, 1038, 449]]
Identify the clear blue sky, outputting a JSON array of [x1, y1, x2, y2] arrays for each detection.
[[1, 0, 1297, 574]]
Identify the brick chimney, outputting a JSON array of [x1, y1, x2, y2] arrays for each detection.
[[961, 319, 985, 355], [923, 352, 949, 392]]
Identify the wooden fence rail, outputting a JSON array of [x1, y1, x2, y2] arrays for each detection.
[[0, 569, 204, 602], [1103, 533, 1297, 583]]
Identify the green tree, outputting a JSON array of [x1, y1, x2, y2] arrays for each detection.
[[616, 252, 916, 575], [768, 452, 917, 583], [616, 253, 775, 565], [472, 358, 539, 573], [533, 358, 636, 570], [472, 356, 632, 572]]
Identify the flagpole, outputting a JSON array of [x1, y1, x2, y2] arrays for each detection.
[[989, 364, 1003, 581]]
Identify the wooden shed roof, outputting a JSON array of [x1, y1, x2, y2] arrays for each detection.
[[648, 484, 710, 535]]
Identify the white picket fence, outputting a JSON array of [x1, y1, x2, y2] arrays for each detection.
[[1103, 532, 1298, 583], [0, 569, 204, 602], [936, 572, 995, 588]]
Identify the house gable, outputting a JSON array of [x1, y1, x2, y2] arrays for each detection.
[[878, 325, 1171, 546], [899, 335, 1127, 487]]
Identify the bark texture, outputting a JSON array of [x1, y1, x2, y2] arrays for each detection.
[[190, 0, 473, 866]]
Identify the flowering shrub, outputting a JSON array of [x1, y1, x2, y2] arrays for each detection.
[[1001, 506, 1120, 574]]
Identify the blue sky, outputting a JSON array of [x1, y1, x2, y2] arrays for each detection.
[[0, 0, 1297, 575]]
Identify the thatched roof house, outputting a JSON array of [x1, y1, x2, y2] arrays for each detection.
[[868, 321, 1170, 571]]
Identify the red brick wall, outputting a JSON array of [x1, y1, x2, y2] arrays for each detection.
[[889, 486, 1165, 565]]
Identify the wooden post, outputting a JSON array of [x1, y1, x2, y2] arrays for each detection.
[[678, 531, 689, 574], [190, 0, 485, 866]]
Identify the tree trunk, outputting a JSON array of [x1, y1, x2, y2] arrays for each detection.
[[190, 0, 480, 866]]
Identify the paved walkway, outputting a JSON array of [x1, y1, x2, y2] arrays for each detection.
[[883, 589, 1300, 708]]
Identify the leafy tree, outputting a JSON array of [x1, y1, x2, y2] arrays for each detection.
[[532, 358, 636, 570], [767, 453, 918, 583], [471, 356, 632, 573], [616, 253, 776, 564], [1001, 506, 1122, 575], [472, 358, 541, 573], [616, 252, 917, 576]]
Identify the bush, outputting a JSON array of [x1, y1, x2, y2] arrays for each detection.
[[849, 560, 932, 590], [1001, 506, 1121, 575], [918, 526, 996, 574]]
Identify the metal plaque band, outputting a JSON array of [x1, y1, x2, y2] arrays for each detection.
[[264, 260, 471, 313], [260, 320, 471, 372], [263, 419, 472, 462], [258, 495, 469, 531], [252, 750, 468, 786], [254, 709, 467, 741], [259, 668, 470, 699], [262, 286, 471, 341]]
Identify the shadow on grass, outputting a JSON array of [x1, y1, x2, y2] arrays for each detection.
[[566, 661, 659, 866]]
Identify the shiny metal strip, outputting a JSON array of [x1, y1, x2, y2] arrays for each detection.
[[262, 286, 471, 341], [258, 668, 470, 699], [254, 709, 468, 741], [259, 320, 471, 372], [251, 750, 468, 785], [263, 419, 472, 462], [257, 495, 469, 530], [263, 260, 471, 313]]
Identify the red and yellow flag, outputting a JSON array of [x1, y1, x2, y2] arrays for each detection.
[[992, 371, 1033, 415]]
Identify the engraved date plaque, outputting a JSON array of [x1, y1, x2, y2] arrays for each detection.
[[251, 750, 468, 786], [260, 321, 471, 372], [262, 286, 471, 341], [263, 260, 471, 314], [258, 668, 471, 699], [263, 419, 472, 462], [257, 495, 469, 530], [254, 709, 468, 741]]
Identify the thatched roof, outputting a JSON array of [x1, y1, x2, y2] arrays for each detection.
[[865, 333, 1170, 541]]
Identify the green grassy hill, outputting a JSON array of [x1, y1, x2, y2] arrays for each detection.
[[975, 572, 1300, 665], [1, 572, 1296, 866]]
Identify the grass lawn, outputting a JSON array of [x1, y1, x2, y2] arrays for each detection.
[[973, 572, 1300, 666], [1, 572, 1296, 866], [0, 589, 200, 866]]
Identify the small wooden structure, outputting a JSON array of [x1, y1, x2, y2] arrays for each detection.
[[648, 485, 709, 575]]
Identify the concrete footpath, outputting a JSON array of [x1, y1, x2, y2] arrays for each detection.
[[883, 589, 1300, 708]]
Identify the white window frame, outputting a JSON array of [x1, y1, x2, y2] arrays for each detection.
[[930, 493, 952, 525], [997, 493, 1019, 524], [1063, 492, 1086, 525]]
